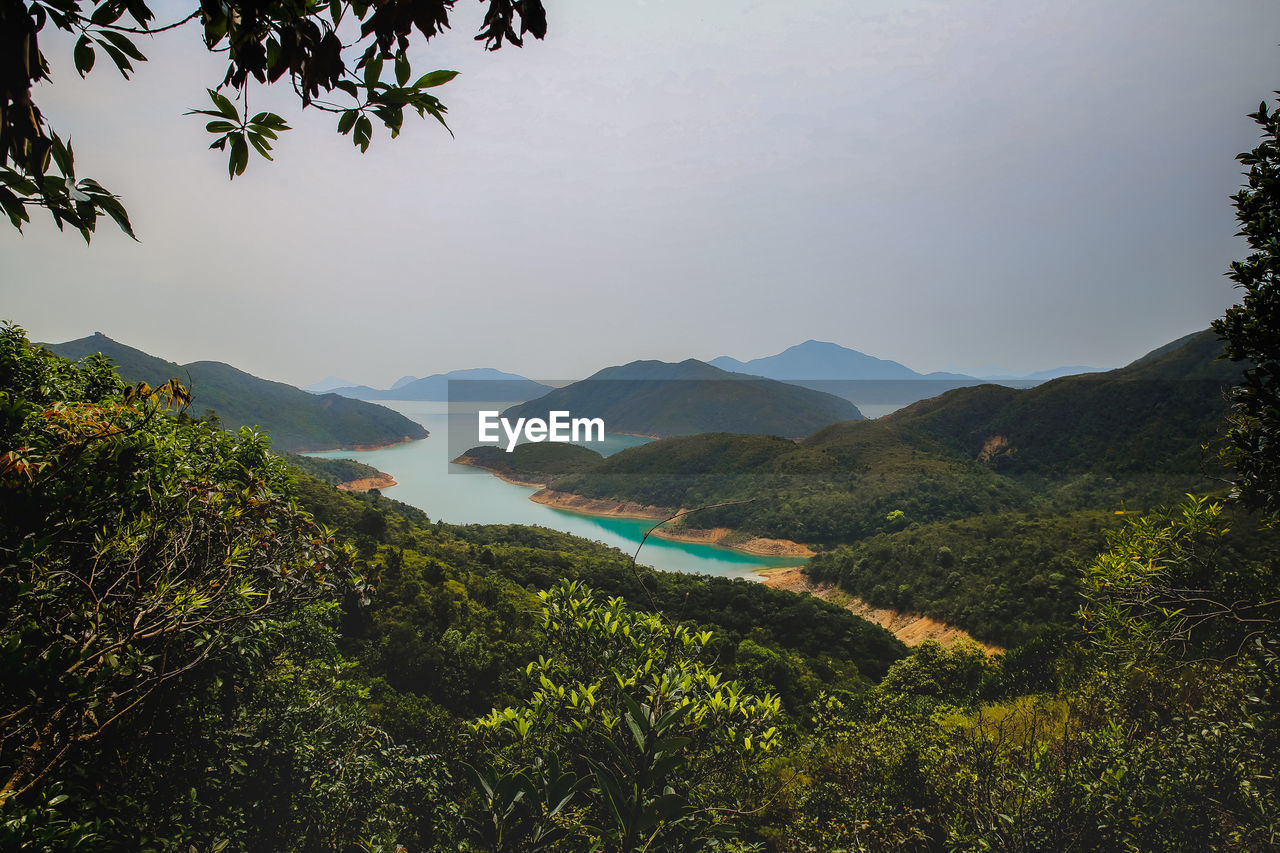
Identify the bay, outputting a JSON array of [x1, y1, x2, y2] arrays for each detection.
[[306, 400, 807, 579]]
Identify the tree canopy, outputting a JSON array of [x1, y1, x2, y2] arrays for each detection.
[[1215, 94, 1280, 519], [0, 0, 546, 241]]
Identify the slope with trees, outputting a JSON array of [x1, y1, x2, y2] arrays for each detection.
[[46, 332, 428, 451], [548, 329, 1237, 547]]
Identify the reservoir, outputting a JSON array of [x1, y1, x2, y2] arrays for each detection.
[[306, 400, 807, 579]]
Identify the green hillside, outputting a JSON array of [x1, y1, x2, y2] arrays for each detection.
[[280, 452, 388, 486], [501, 358, 863, 439], [46, 333, 428, 452], [550, 331, 1235, 541]]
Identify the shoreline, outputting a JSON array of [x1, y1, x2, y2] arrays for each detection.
[[758, 567, 1003, 654], [530, 489, 814, 558], [302, 434, 427, 454], [612, 430, 664, 440], [451, 455, 548, 488]]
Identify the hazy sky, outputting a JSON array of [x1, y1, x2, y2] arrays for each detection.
[[3, 0, 1278, 387]]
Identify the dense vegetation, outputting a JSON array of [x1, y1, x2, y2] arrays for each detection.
[[805, 510, 1124, 646], [279, 452, 389, 486], [502, 358, 863, 439], [4, 297, 1279, 850], [47, 333, 428, 452]]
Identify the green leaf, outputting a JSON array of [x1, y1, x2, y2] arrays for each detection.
[[413, 69, 458, 89], [247, 133, 273, 160], [90, 2, 126, 26], [95, 39, 135, 78], [49, 136, 74, 179], [228, 133, 249, 178], [98, 31, 147, 62], [205, 120, 238, 134], [395, 52, 410, 86], [363, 56, 383, 89], [93, 193, 136, 240], [74, 35, 96, 76], [353, 115, 372, 152], [0, 168, 40, 195], [0, 187, 31, 229], [209, 88, 240, 121], [337, 110, 357, 134]]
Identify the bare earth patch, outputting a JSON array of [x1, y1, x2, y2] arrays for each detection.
[[336, 475, 397, 491], [759, 567, 1003, 654]]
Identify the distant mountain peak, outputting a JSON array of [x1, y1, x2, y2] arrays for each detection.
[[304, 375, 358, 393], [710, 341, 932, 381]]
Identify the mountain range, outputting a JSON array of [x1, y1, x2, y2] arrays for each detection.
[[500, 358, 863, 439], [542, 329, 1238, 547], [45, 334, 427, 453]]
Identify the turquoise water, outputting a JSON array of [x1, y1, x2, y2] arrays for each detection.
[[306, 401, 807, 580]]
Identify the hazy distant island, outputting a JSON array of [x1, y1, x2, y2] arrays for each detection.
[[321, 367, 555, 402]]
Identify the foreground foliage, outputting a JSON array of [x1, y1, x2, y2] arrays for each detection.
[[2, 277, 1278, 852]]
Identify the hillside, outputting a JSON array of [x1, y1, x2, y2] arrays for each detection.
[[329, 368, 554, 402], [547, 330, 1237, 545], [46, 334, 428, 452], [842, 328, 1238, 479], [501, 358, 863, 439], [454, 441, 604, 485]]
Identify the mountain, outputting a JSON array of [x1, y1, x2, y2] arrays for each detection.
[[711, 339, 963, 381], [329, 368, 554, 402], [455, 442, 605, 485], [46, 334, 428, 452], [303, 375, 357, 393], [709, 340, 984, 408], [500, 358, 863, 439], [546, 330, 1239, 547]]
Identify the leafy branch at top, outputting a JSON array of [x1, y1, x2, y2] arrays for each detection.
[[0, 0, 547, 238]]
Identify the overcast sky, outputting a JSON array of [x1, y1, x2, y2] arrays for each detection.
[[3, 0, 1278, 386]]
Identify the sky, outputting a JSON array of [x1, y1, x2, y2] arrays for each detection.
[[3, 0, 1279, 387]]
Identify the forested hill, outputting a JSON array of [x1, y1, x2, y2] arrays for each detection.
[[548, 329, 1238, 547], [814, 328, 1238, 479], [47, 333, 428, 452], [501, 358, 863, 439]]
